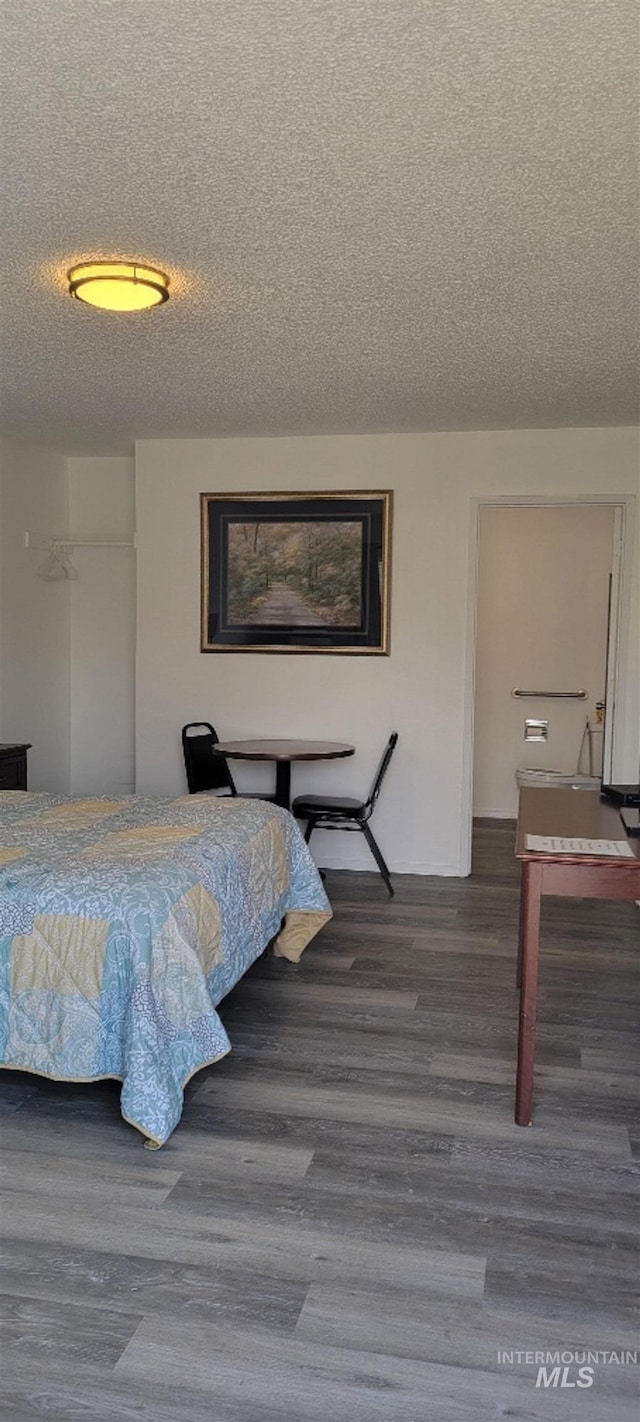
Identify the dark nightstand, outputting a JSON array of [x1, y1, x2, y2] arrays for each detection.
[[0, 743, 31, 790]]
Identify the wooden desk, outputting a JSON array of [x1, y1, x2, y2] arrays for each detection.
[[215, 739, 355, 811], [515, 786, 640, 1126]]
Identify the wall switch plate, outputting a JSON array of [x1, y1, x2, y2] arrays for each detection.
[[525, 719, 549, 741]]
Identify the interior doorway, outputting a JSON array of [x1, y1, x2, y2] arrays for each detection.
[[471, 503, 621, 821]]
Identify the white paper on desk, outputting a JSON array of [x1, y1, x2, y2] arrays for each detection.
[[525, 835, 635, 857]]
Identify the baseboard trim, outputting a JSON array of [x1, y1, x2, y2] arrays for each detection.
[[472, 808, 517, 820], [311, 857, 465, 877]]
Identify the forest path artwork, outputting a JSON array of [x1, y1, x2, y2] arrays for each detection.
[[201, 490, 391, 653], [227, 520, 362, 628], [245, 580, 328, 626]]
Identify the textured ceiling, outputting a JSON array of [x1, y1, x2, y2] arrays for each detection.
[[0, 0, 638, 453]]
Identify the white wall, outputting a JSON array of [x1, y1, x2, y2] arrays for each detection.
[[622, 491, 640, 780], [0, 445, 137, 795], [68, 457, 136, 793], [135, 427, 639, 876], [0, 437, 71, 791], [473, 505, 616, 818], [0, 446, 3, 727]]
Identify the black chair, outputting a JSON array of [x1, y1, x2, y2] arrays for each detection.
[[292, 733, 398, 896], [181, 723, 275, 800]]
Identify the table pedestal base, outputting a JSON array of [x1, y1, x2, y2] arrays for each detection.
[[275, 761, 292, 810]]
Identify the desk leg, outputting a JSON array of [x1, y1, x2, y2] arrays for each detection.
[[515, 860, 543, 1126], [516, 861, 526, 990], [275, 761, 292, 810]]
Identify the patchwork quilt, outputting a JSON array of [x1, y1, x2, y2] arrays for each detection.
[[0, 792, 331, 1144]]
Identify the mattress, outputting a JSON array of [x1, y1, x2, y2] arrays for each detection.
[[0, 791, 331, 1144]]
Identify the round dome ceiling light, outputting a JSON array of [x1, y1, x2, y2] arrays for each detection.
[[67, 261, 170, 312]]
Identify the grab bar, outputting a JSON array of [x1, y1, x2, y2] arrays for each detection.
[[512, 688, 588, 700]]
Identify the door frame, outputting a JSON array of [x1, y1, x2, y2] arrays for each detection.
[[460, 495, 635, 877], [602, 505, 624, 786]]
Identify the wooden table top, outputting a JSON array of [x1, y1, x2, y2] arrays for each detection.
[[215, 739, 355, 763], [516, 786, 640, 863]]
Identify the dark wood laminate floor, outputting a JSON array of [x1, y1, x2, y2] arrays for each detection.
[[1, 820, 639, 1421]]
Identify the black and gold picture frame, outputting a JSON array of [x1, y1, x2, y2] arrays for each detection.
[[201, 491, 392, 654]]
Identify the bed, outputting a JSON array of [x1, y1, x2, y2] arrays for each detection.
[[0, 790, 331, 1145]]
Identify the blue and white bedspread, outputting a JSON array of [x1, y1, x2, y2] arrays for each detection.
[[0, 792, 331, 1145]]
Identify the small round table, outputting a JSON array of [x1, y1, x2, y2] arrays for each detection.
[[215, 738, 355, 811]]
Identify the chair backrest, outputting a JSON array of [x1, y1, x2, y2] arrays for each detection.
[[365, 732, 398, 812], [181, 722, 236, 795]]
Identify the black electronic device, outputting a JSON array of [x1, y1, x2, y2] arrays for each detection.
[[620, 807, 640, 837], [600, 783, 640, 808]]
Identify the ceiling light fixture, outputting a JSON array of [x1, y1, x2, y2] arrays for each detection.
[[67, 261, 170, 312]]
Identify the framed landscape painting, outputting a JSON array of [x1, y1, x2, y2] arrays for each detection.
[[201, 491, 392, 654]]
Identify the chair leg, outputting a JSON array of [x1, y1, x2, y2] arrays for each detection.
[[304, 819, 315, 845], [361, 822, 394, 897]]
